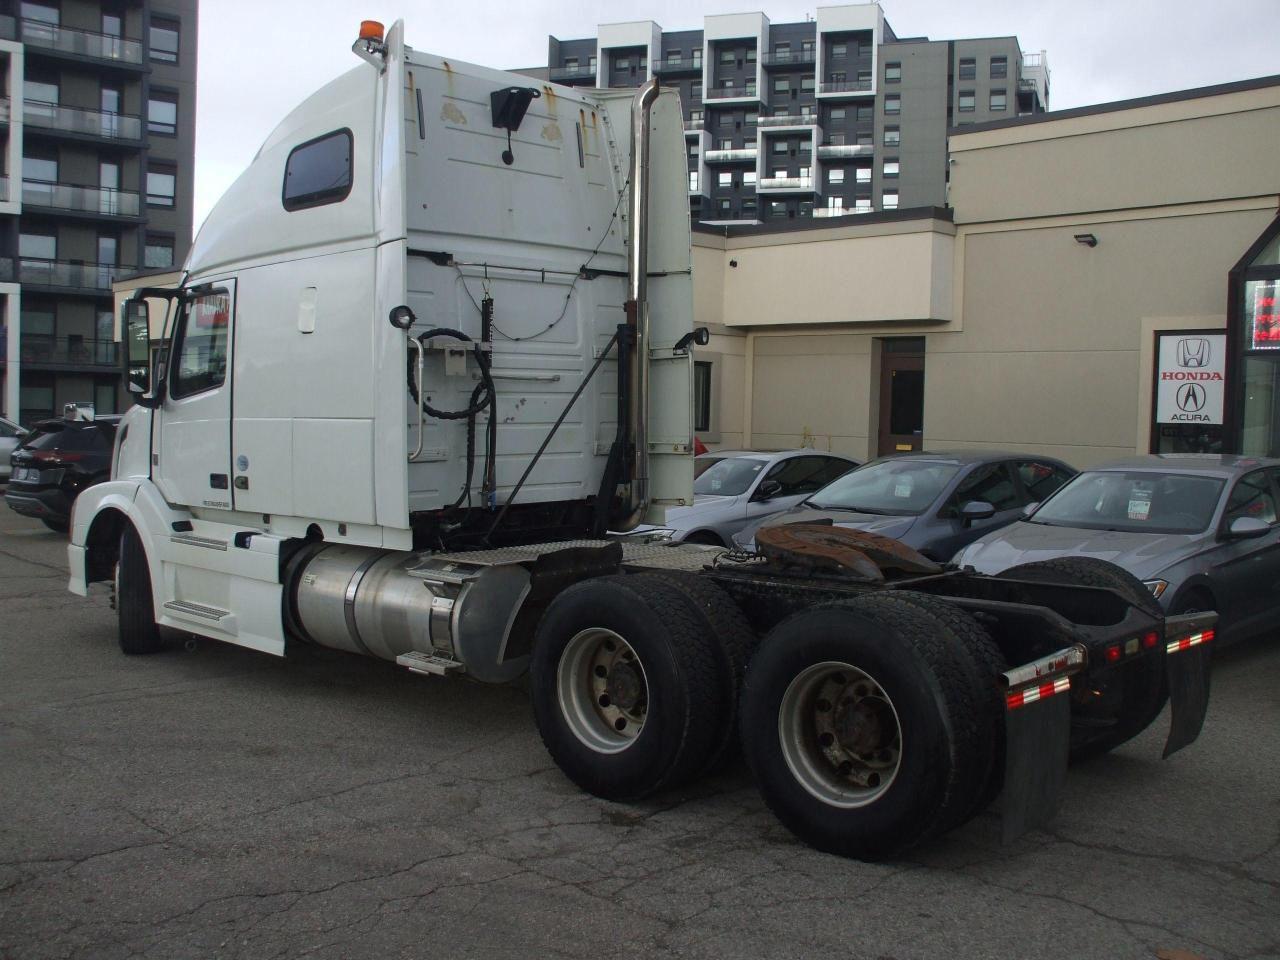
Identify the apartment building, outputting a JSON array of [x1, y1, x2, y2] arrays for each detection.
[[0, 0, 197, 426], [540, 3, 1048, 225]]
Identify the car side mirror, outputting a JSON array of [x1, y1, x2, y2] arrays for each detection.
[[1225, 516, 1270, 540], [1022, 502, 1040, 518], [960, 500, 997, 527], [754, 479, 783, 501], [122, 299, 161, 408]]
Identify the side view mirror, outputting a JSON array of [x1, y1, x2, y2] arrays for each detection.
[[960, 500, 997, 527], [122, 299, 158, 407], [754, 479, 783, 501], [1225, 516, 1270, 540], [1022, 502, 1040, 518]]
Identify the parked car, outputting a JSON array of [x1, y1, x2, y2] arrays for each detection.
[[5, 415, 121, 532], [634, 449, 859, 546], [0, 416, 24, 483], [734, 450, 1077, 561], [953, 455, 1280, 642]]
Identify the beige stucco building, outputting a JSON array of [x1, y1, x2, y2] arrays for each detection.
[[693, 74, 1280, 468]]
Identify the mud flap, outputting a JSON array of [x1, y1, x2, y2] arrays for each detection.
[[1163, 643, 1212, 758], [1001, 691, 1071, 843]]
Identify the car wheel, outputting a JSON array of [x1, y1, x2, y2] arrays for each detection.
[[684, 531, 724, 547]]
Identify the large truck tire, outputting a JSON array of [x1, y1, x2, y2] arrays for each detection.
[[998, 557, 1167, 760], [640, 570, 757, 773], [530, 575, 727, 801], [117, 523, 164, 655], [739, 594, 992, 860]]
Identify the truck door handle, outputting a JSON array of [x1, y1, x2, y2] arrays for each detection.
[[233, 476, 249, 490]]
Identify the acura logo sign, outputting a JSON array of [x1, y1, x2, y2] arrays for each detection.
[[1177, 338, 1210, 368], [1176, 382, 1206, 413]]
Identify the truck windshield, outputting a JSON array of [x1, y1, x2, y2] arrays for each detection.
[[806, 460, 960, 515], [694, 457, 767, 497], [1029, 471, 1224, 534]]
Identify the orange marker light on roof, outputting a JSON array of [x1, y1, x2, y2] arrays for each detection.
[[360, 20, 385, 41]]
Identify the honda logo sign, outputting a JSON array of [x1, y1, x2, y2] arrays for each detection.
[[1155, 332, 1226, 425]]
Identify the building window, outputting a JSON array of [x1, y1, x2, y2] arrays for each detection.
[[857, 70, 871, 84], [745, 110, 758, 125], [831, 43, 847, 59], [718, 113, 734, 127], [691, 83, 702, 101], [856, 131, 873, 146], [854, 197, 871, 212], [958, 57, 975, 80], [24, 77, 58, 105], [773, 42, 790, 57], [742, 199, 757, 216], [884, 126, 900, 146], [146, 167, 176, 207], [771, 140, 788, 154], [689, 108, 703, 122], [588, 56, 597, 72], [990, 56, 1008, 79], [717, 171, 732, 187], [829, 107, 845, 121], [21, 303, 56, 335], [565, 57, 579, 70], [801, 76, 815, 92], [828, 132, 845, 146], [883, 160, 899, 178], [746, 48, 756, 63], [800, 105, 815, 118], [826, 196, 844, 213], [19, 231, 57, 262], [718, 199, 731, 214], [770, 201, 787, 218], [990, 89, 1007, 111], [687, 142, 698, 159], [884, 95, 900, 115], [150, 19, 179, 63], [855, 166, 871, 183], [827, 167, 844, 185], [145, 236, 175, 269], [830, 71, 846, 85], [148, 94, 177, 135], [958, 90, 976, 112], [885, 62, 901, 83], [282, 129, 352, 211], [717, 137, 731, 149], [21, 2, 58, 24], [882, 190, 899, 209], [688, 170, 699, 191], [773, 77, 790, 95], [23, 148, 59, 185], [856, 104, 872, 122], [719, 48, 735, 64], [664, 51, 680, 65], [694, 361, 712, 431], [743, 170, 756, 186]]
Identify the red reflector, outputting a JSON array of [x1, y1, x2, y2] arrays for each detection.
[[1105, 644, 1122, 663], [1166, 629, 1214, 654], [1142, 631, 1159, 649], [1005, 676, 1071, 711]]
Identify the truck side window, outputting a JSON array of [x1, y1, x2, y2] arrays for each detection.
[[170, 291, 230, 399], [282, 128, 353, 211]]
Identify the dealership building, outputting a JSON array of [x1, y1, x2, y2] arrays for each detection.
[[689, 73, 1280, 466]]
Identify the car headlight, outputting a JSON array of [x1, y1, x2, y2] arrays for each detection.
[[1144, 579, 1169, 599]]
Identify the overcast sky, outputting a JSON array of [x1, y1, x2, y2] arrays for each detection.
[[192, 0, 1280, 232]]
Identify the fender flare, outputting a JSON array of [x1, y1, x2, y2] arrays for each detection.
[[72, 481, 194, 604]]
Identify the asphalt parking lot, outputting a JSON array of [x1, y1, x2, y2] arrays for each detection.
[[0, 507, 1277, 960]]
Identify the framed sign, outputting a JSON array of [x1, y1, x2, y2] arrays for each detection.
[[1155, 332, 1226, 425]]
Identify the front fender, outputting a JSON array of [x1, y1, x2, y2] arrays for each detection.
[[68, 480, 194, 599]]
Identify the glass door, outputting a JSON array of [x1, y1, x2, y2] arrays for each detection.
[[878, 338, 926, 455], [99, 160, 119, 215]]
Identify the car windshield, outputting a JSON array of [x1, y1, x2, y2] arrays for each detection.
[[20, 423, 112, 452], [1029, 471, 1224, 534], [805, 460, 961, 516], [694, 456, 767, 497]]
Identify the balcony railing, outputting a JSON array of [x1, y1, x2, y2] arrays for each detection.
[[18, 18, 144, 65], [683, 118, 705, 132], [22, 179, 141, 217], [705, 82, 757, 100], [654, 57, 701, 75], [758, 114, 819, 128], [757, 176, 816, 191], [817, 143, 874, 159], [549, 65, 596, 82], [704, 147, 758, 162], [23, 99, 143, 141], [761, 50, 816, 67], [19, 334, 120, 367], [6, 257, 130, 291], [819, 80, 873, 95]]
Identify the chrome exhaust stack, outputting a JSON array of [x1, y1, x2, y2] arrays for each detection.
[[613, 78, 660, 532]]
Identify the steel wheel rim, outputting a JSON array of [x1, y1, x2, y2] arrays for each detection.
[[557, 628, 649, 754], [778, 660, 902, 808]]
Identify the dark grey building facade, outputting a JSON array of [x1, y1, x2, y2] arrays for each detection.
[[538, 4, 1048, 225], [0, 0, 198, 426]]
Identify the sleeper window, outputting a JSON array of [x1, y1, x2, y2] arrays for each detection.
[[283, 129, 353, 211]]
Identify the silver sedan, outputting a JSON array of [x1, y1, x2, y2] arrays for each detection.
[[635, 449, 859, 546]]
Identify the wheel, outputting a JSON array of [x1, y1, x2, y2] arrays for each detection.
[[740, 593, 993, 860], [41, 517, 69, 533], [117, 523, 164, 655], [998, 557, 1165, 759], [683, 530, 724, 547], [639, 571, 757, 772], [530, 575, 727, 801]]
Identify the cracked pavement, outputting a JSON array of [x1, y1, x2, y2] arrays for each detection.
[[0, 508, 1277, 960]]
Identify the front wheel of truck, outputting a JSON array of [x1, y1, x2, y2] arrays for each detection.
[[117, 523, 164, 655]]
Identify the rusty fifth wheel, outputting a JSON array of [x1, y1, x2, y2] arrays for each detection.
[[530, 575, 730, 801]]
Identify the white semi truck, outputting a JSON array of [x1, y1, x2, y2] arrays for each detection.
[[68, 21, 1217, 860]]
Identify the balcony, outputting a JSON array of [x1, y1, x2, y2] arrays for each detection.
[[761, 50, 816, 68], [704, 147, 758, 163], [758, 114, 818, 128], [683, 118, 705, 132], [705, 82, 758, 102], [18, 18, 144, 66], [23, 99, 143, 142], [757, 175, 816, 192], [19, 334, 120, 368], [5, 257, 129, 292], [22, 179, 141, 218], [549, 65, 596, 83], [819, 80, 873, 97], [817, 143, 874, 159], [654, 57, 702, 76]]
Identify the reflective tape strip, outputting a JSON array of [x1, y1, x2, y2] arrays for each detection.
[[1165, 629, 1214, 654], [1006, 676, 1071, 711]]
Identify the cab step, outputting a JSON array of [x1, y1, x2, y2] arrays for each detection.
[[396, 651, 464, 677]]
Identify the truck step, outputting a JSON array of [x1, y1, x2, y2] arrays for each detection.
[[396, 651, 464, 677], [162, 599, 239, 635]]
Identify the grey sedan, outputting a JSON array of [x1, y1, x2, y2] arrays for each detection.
[[637, 450, 858, 546], [953, 455, 1280, 642], [734, 451, 1076, 562]]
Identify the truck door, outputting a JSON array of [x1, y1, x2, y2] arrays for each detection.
[[153, 281, 235, 510]]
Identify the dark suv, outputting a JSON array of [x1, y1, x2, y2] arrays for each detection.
[[5, 416, 121, 532]]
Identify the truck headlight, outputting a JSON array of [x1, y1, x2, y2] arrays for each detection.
[[1144, 579, 1169, 599]]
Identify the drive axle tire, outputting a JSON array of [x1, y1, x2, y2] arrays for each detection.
[[530, 575, 726, 801], [117, 523, 164, 655], [999, 557, 1166, 760], [740, 594, 991, 860]]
